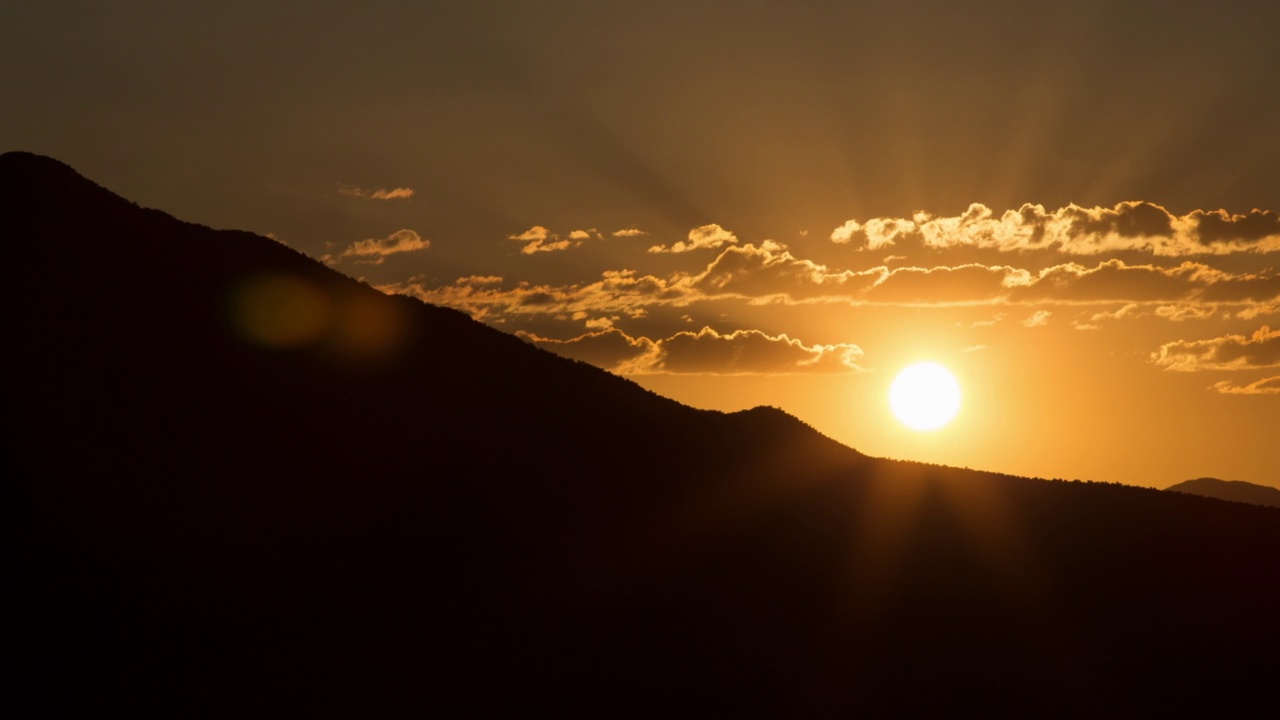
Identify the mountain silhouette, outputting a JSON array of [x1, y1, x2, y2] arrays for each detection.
[[1167, 477, 1280, 508], [6, 151, 1280, 717]]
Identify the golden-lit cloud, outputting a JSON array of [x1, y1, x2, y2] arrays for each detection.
[[1154, 304, 1217, 321], [863, 263, 1025, 305], [1236, 302, 1280, 320], [521, 326, 865, 375], [649, 223, 739, 253], [1209, 376, 1280, 395], [509, 226, 605, 253], [518, 327, 659, 373], [1151, 326, 1280, 372], [690, 242, 880, 300], [326, 228, 429, 265], [830, 202, 1280, 256], [338, 185, 415, 200], [509, 225, 570, 254], [611, 227, 648, 237]]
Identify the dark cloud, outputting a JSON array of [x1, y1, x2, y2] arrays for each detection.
[[1191, 209, 1280, 244]]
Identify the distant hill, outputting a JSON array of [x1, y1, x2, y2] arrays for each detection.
[[6, 151, 1280, 717], [1167, 478, 1280, 508]]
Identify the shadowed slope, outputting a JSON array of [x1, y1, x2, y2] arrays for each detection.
[[6, 151, 1280, 717]]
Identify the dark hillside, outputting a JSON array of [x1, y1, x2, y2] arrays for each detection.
[[6, 152, 1279, 717]]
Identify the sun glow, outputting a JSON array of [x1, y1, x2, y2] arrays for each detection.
[[889, 362, 962, 431]]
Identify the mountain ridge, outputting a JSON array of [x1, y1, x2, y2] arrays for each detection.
[[1167, 477, 1280, 508], [6, 151, 1280, 716]]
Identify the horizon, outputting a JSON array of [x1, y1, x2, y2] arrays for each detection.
[[3, 1, 1276, 489]]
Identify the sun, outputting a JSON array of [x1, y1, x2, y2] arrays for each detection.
[[889, 362, 962, 431]]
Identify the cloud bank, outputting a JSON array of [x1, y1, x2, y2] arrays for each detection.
[[830, 202, 1280, 256], [385, 242, 1280, 322]]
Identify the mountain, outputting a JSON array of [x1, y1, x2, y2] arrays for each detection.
[[6, 151, 1280, 717], [1167, 478, 1280, 508]]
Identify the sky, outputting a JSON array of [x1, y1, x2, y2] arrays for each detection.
[[4, 1, 1277, 488]]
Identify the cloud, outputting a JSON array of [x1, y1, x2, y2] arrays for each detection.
[[611, 227, 648, 237], [829, 202, 1280, 256], [1235, 302, 1279, 320], [1022, 310, 1052, 327], [829, 216, 921, 249], [656, 327, 865, 374], [864, 263, 1025, 304], [1151, 326, 1280, 371], [509, 225, 569, 254], [327, 229, 429, 264], [1209, 376, 1280, 395], [690, 242, 880, 301], [649, 223, 739, 253], [338, 185, 415, 200], [523, 326, 865, 375], [508, 226, 605, 253], [518, 327, 659, 374]]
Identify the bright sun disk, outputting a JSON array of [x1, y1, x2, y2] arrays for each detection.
[[889, 362, 962, 431]]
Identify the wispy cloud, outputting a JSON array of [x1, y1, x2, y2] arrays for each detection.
[[326, 229, 429, 265], [1209, 376, 1280, 395], [1151, 326, 1280, 371], [1022, 310, 1052, 327], [338, 185, 415, 200]]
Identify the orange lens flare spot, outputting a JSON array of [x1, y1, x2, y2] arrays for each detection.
[[230, 275, 331, 348]]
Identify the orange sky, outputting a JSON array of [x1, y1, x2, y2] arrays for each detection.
[[3, 1, 1276, 487]]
